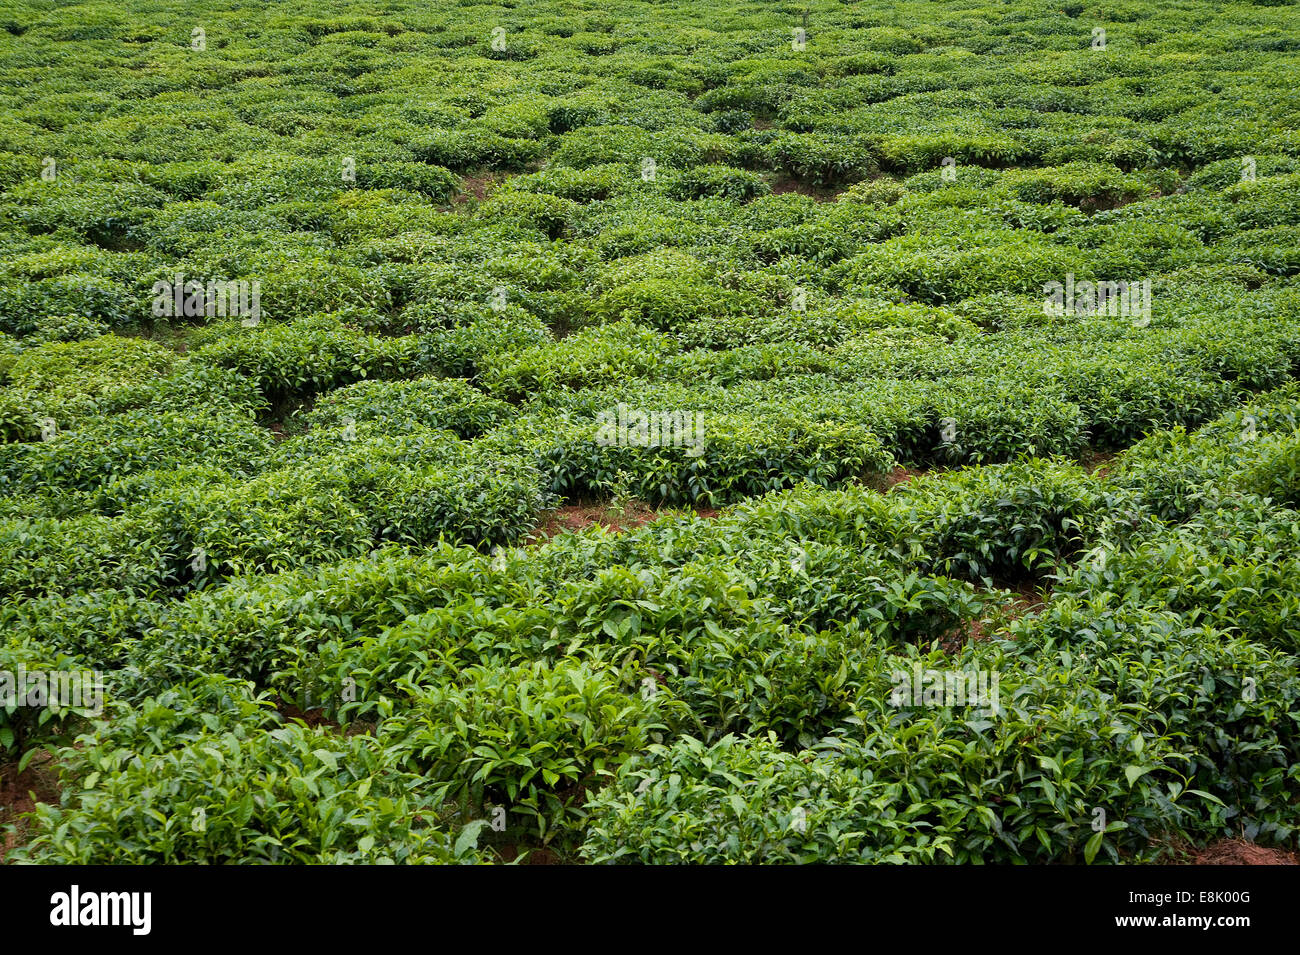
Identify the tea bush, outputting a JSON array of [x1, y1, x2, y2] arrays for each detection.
[[195, 317, 419, 405], [303, 376, 513, 439], [0, 637, 103, 764], [381, 659, 671, 843], [12, 725, 485, 864]]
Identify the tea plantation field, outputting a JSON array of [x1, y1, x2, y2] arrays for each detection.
[[2, 0, 1299, 864]]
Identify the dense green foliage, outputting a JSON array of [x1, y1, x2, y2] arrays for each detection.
[[2, 0, 1299, 864]]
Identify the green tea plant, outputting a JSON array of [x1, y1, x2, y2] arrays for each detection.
[[11, 724, 485, 864], [381, 658, 674, 844]]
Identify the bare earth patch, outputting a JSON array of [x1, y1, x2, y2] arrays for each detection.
[[770, 175, 842, 202], [452, 171, 509, 207], [528, 501, 719, 543], [883, 465, 924, 490], [0, 752, 60, 863], [1078, 448, 1117, 478], [948, 580, 1050, 653], [492, 843, 564, 865], [278, 703, 343, 731], [1192, 838, 1298, 865]]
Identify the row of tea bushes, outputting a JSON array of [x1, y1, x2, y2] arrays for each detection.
[[9, 409, 1299, 859], [0, 432, 552, 600], [581, 612, 1299, 863]]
